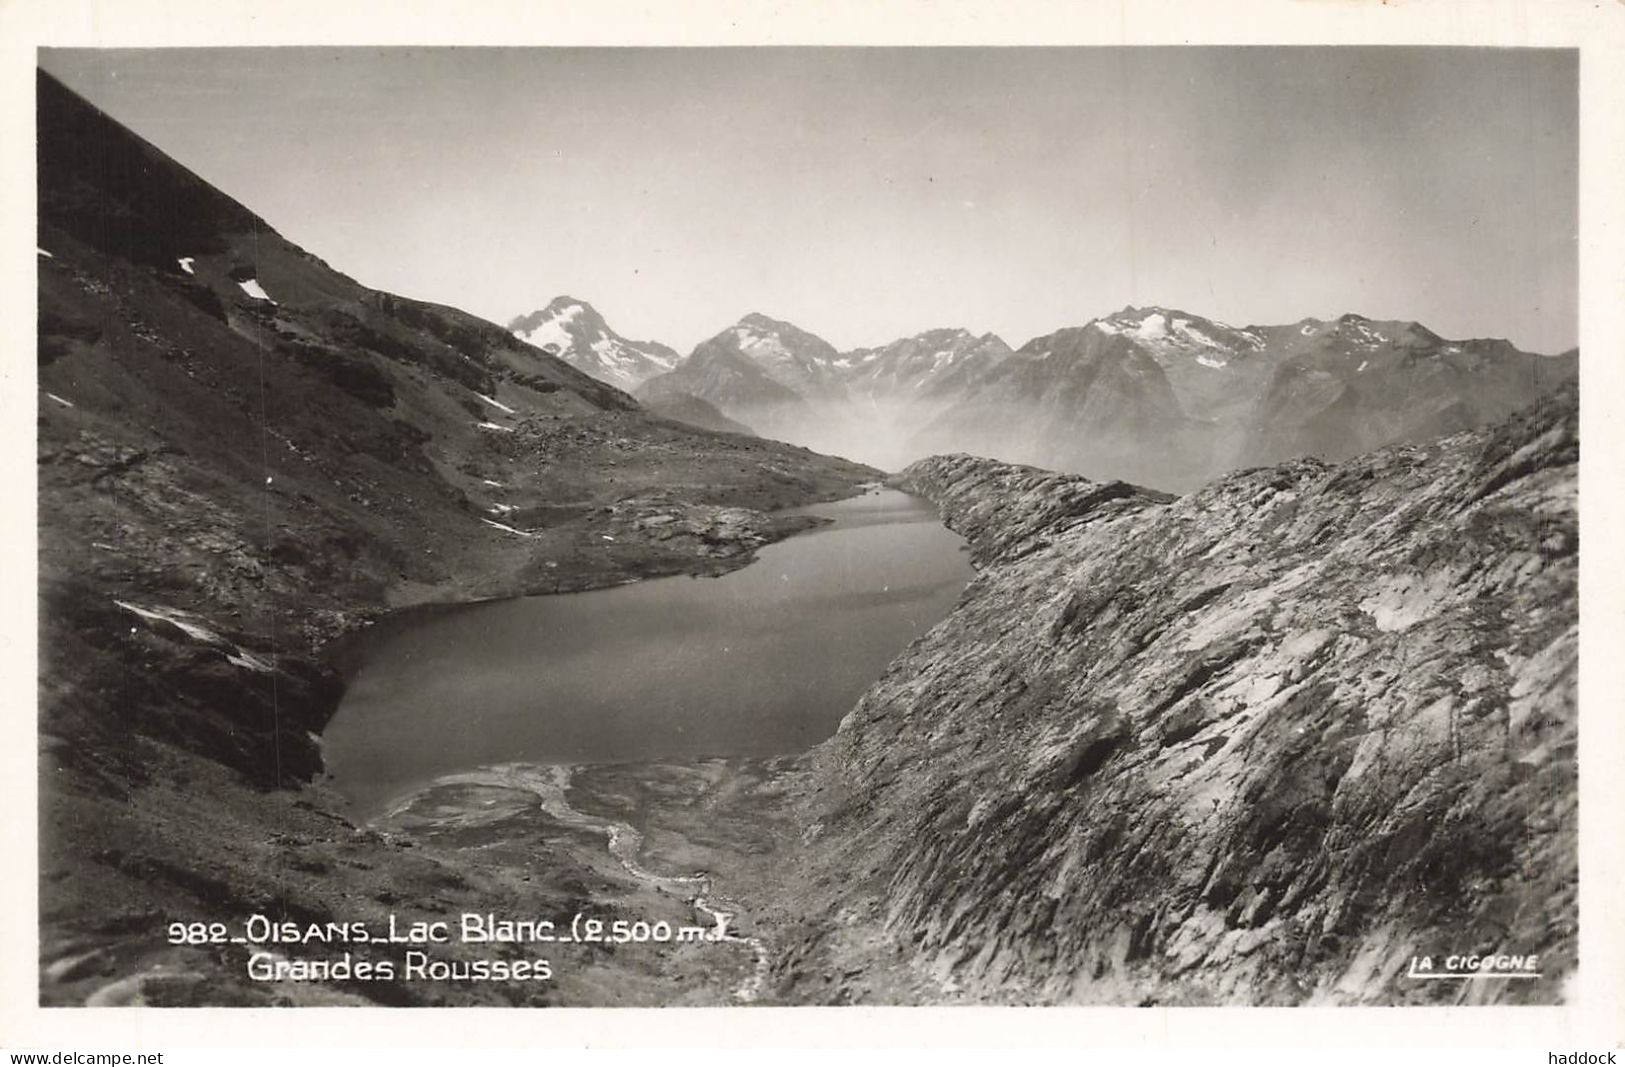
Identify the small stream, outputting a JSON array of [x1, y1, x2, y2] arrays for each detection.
[[399, 763, 772, 1003]]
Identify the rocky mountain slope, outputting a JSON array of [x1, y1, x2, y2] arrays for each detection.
[[826, 329, 1017, 470], [703, 312, 854, 401], [636, 391, 755, 436], [638, 312, 851, 408], [911, 321, 1207, 488], [35, 68, 876, 1006], [506, 296, 680, 393], [635, 315, 827, 447], [1240, 314, 1575, 470], [774, 384, 1577, 1005], [841, 328, 1014, 402]]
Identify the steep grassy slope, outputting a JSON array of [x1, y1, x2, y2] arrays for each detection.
[[35, 69, 875, 1006], [776, 386, 1577, 1005]]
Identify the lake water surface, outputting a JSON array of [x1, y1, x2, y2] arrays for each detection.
[[324, 489, 971, 815]]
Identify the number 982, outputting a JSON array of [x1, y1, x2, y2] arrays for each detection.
[[166, 921, 229, 945]]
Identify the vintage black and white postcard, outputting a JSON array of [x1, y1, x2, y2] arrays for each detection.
[[3, 0, 1622, 1053]]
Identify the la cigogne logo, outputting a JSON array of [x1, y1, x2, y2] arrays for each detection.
[[1406, 952, 1542, 981]]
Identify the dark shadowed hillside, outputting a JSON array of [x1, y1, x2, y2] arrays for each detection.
[[35, 69, 876, 1007]]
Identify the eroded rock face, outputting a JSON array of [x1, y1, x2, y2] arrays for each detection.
[[790, 386, 1577, 1005]]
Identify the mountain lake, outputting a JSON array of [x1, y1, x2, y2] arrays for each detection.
[[323, 488, 973, 816]]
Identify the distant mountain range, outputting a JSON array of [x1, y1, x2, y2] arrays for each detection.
[[510, 299, 1577, 490]]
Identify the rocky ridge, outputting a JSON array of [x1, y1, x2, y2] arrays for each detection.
[[775, 385, 1577, 1005]]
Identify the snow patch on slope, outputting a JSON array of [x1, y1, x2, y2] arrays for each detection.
[[1172, 318, 1225, 350], [590, 336, 636, 372], [237, 278, 276, 304], [114, 600, 274, 672], [1129, 312, 1170, 343], [481, 518, 533, 537]]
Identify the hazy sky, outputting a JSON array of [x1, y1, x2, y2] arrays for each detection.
[[39, 47, 1578, 354]]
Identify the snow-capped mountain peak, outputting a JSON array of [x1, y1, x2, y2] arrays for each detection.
[[1089, 305, 1264, 356], [701, 313, 847, 395], [507, 297, 680, 392]]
